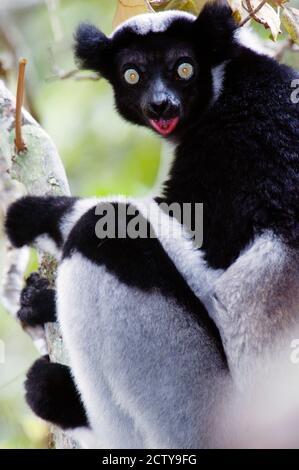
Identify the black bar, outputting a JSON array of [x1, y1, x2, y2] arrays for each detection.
[[0, 449, 295, 466]]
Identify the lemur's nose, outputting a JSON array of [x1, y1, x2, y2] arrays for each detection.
[[148, 99, 169, 117], [147, 97, 181, 119]]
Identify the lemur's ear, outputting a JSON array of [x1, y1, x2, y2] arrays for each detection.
[[74, 23, 112, 77], [192, 3, 238, 63]]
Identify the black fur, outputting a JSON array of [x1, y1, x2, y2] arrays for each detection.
[[18, 273, 56, 327], [25, 356, 88, 429], [74, 23, 111, 78], [164, 51, 299, 268], [73, 4, 238, 136], [74, 1, 299, 269], [192, 2, 238, 64], [5, 196, 77, 249]]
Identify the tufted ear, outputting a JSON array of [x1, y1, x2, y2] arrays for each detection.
[[192, 2, 238, 64], [74, 23, 112, 78]]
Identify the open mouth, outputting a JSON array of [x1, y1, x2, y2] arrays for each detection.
[[149, 117, 179, 136]]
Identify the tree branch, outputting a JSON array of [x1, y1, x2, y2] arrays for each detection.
[[15, 58, 27, 153], [239, 0, 268, 27], [0, 79, 77, 448]]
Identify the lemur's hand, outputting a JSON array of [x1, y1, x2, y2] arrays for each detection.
[[5, 196, 52, 248], [5, 195, 76, 252], [18, 273, 57, 328]]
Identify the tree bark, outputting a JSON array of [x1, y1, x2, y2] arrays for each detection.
[[0, 79, 78, 448]]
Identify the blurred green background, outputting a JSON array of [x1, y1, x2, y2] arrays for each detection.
[[0, 0, 299, 449]]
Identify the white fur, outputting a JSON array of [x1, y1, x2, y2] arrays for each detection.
[[135, 198, 223, 308], [110, 10, 196, 38], [34, 234, 61, 259], [70, 427, 106, 449], [34, 198, 299, 447], [32, 199, 99, 259], [54, 196, 222, 304], [62, 197, 222, 307], [57, 252, 224, 449], [211, 232, 299, 388], [211, 61, 228, 104], [235, 26, 274, 57], [50, 196, 226, 448], [60, 198, 99, 241]]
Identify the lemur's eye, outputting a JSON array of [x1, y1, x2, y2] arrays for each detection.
[[124, 68, 140, 85], [177, 62, 194, 80]]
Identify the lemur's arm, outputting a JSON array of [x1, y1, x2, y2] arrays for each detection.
[[8, 196, 97, 327], [5, 196, 98, 258], [5, 195, 221, 308]]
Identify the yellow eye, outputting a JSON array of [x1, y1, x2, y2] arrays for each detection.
[[124, 68, 140, 85], [177, 62, 194, 80]]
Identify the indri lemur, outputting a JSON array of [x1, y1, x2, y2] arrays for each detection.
[[5, 2, 299, 448]]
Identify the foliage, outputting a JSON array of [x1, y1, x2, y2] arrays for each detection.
[[113, 0, 299, 44]]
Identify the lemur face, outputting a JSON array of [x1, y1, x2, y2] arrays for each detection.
[[74, 6, 237, 139], [112, 36, 205, 137]]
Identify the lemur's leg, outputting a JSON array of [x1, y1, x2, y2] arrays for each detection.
[[25, 356, 89, 429], [17, 273, 89, 430], [6, 196, 145, 447], [6, 196, 227, 448], [210, 232, 299, 387], [18, 273, 56, 327], [55, 201, 227, 448]]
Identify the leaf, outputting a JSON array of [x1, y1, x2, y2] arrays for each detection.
[[194, 0, 207, 11], [231, 0, 281, 41], [249, 0, 281, 40], [112, 0, 206, 28], [281, 6, 299, 45], [113, 0, 152, 30], [227, 0, 249, 22], [151, 0, 202, 15], [268, 0, 288, 6], [167, 0, 199, 14]]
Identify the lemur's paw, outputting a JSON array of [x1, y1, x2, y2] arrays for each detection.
[[17, 273, 56, 327], [25, 356, 89, 429]]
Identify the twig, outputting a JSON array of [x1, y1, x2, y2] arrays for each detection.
[[1, 243, 29, 318], [239, 0, 268, 27], [47, 68, 101, 82], [145, 0, 155, 12], [45, 0, 63, 43], [149, 0, 169, 5], [15, 58, 27, 153]]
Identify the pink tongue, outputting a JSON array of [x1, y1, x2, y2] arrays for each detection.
[[149, 117, 179, 136]]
